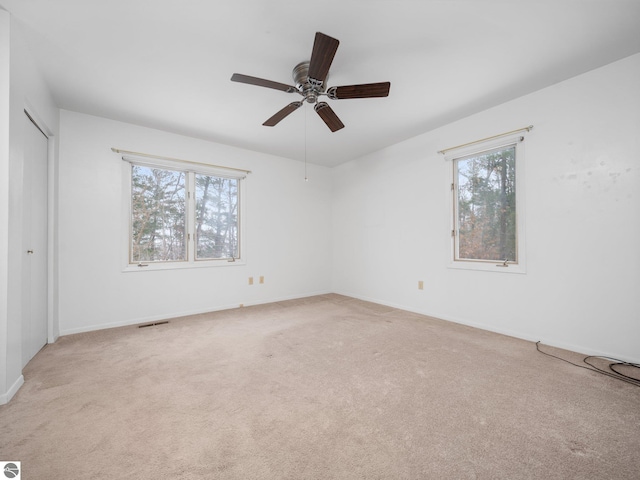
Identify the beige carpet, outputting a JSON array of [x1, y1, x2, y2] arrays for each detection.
[[1, 294, 639, 479]]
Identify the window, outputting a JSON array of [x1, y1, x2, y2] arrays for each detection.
[[124, 155, 245, 269], [194, 174, 239, 260], [445, 132, 527, 273], [131, 165, 187, 262]]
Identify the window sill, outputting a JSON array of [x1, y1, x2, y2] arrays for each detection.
[[448, 260, 526, 274], [122, 259, 246, 273]]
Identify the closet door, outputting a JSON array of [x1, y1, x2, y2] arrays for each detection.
[[22, 112, 48, 367]]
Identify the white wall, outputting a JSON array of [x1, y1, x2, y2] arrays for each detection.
[[1, 9, 59, 404], [57, 111, 332, 334], [332, 53, 640, 363]]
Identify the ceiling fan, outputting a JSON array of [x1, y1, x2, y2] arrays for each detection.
[[231, 32, 391, 132]]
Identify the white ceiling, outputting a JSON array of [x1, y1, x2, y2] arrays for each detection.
[[2, 0, 640, 167]]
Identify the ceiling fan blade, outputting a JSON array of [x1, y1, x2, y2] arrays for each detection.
[[263, 101, 303, 127], [314, 102, 344, 132], [231, 73, 297, 93], [327, 81, 391, 100], [307, 32, 339, 87]]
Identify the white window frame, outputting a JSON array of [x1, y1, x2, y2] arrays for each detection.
[[445, 133, 527, 274], [121, 155, 246, 272]]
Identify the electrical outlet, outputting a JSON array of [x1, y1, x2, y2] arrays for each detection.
[[259, 276, 264, 284], [418, 280, 424, 290], [248, 277, 254, 285]]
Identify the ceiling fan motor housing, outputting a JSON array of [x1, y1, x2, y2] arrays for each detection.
[[292, 61, 326, 103]]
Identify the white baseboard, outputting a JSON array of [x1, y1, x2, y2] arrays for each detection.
[[0, 375, 24, 405], [59, 290, 332, 336], [334, 290, 640, 365]]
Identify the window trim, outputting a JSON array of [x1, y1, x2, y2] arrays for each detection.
[[444, 133, 527, 274], [121, 155, 246, 272]]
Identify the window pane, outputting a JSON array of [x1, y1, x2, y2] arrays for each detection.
[[456, 145, 516, 262], [195, 175, 239, 259], [131, 165, 186, 262]]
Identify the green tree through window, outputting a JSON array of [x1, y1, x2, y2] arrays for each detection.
[[455, 145, 517, 262], [131, 165, 186, 262], [129, 163, 242, 265], [195, 175, 239, 259]]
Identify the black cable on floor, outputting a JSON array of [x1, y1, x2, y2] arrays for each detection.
[[583, 355, 640, 382], [609, 362, 640, 381], [535, 341, 640, 388]]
